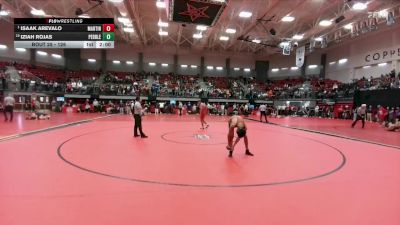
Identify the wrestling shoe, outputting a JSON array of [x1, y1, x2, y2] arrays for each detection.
[[245, 149, 254, 156]]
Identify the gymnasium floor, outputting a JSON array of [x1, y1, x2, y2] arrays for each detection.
[[1, 114, 399, 225]]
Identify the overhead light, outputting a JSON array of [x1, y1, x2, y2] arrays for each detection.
[[378, 62, 387, 67], [0, 10, 10, 16], [219, 36, 229, 41], [314, 37, 323, 42], [196, 25, 207, 31], [338, 58, 348, 64], [252, 39, 261, 43], [191, 65, 197, 68], [352, 2, 367, 11], [282, 16, 295, 22], [279, 41, 290, 47], [78, 14, 90, 18], [329, 61, 336, 65], [216, 66, 223, 70], [308, 65, 318, 69], [271, 68, 279, 72], [126, 61, 134, 65], [118, 17, 130, 23], [161, 63, 168, 67], [157, 20, 169, 27], [158, 30, 168, 36], [31, 9, 45, 16], [0, 44, 7, 49], [108, 0, 123, 3], [319, 20, 332, 26], [363, 65, 371, 69], [291, 66, 298, 70], [149, 62, 156, 66], [226, 28, 236, 34], [123, 27, 134, 33], [15, 48, 26, 52], [244, 68, 251, 72], [239, 11, 252, 18], [88, 59, 96, 62], [193, 33, 203, 39], [233, 68, 240, 71], [378, 9, 389, 18], [113, 60, 120, 64], [292, 34, 303, 40], [156, 1, 166, 8], [344, 23, 353, 30], [181, 64, 188, 68], [207, 66, 214, 70], [52, 54, 62, 58], [281, 67, 288, 70], [37, 51, 47, 56]]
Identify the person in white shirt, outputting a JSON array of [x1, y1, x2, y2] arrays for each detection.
[[131, 97, 147, 138], [77, 80, 83, 90], [315, 105, 319, 117], [178, 101, 183, 116], [351, 104, 367, 128], [192, 104, 197, 114], [71, 81, 77, 90], [3, 94, 15, 122], [259, 104, 268, 123]]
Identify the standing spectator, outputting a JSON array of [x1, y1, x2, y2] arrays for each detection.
[[51, 99, 57, 111], [366, 105, 372, 122], [315, 105, 319, 117], [93, 99, 99, 112], [85, 99, 91, 113], [3, 94, 15, 122], [1, 72, 7, 89], [178, 101, 183, 116], [155, 102, 160, 114], [192, 104, 197, 114], [259, 104, 268, 123]]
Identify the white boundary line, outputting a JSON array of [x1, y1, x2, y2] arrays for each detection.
[[0, 114, 115, 142]]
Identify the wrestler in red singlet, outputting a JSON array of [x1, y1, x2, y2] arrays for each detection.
[[199, 102, 209, 129]]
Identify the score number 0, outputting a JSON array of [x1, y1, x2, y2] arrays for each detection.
[[103, 24, 115, 32]]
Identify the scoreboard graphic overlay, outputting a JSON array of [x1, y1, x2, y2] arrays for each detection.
[[14, 18, 115, 49]]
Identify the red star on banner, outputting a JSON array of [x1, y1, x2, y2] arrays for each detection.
[[179, 3, 209, 21]]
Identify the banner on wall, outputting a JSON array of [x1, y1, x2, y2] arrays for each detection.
[[364, 46, 400, 64], [296, 46, 305, 67]]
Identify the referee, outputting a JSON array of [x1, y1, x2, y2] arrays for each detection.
[[4, 94, 15, 122], [351, 104, 367, 128], [132, 97, 148, 138]]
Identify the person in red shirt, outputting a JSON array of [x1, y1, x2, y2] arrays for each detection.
[[199, 101, 209, 129], [378, 106, 388, 125]]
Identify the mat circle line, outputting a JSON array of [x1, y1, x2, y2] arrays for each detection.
[[161, 130, 227, 145], [57, 127, 346, 188]]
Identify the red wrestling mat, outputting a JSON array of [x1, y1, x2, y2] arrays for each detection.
[[0, 115, 399, 225], [250, 115, 400, 147], [0, 112, 108, 137]]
